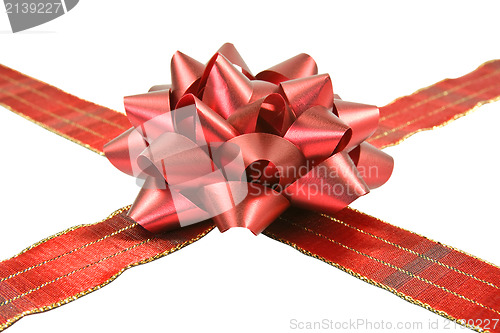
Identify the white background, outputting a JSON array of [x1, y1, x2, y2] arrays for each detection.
[[1, 1, 499, 332]]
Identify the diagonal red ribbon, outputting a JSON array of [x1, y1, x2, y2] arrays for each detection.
[[1, 60, 500, 332], [264, 208, 500, 332]]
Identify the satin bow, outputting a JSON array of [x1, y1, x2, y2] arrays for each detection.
[[104, 43, 394, 235]]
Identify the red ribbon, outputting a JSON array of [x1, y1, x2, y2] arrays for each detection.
[[103, 43, 394, 234], [1, 57, 500, 332]]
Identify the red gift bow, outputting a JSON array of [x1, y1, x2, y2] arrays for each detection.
[[1, 58, 500, 333], [103, 43, 394, 234]]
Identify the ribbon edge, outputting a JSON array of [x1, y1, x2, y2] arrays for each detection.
[[261, 230, 488, 333], [377, 59, 500, 115], [0, 212, 214, 332], [0, 64, 127, 121], [375, 95, 500, 149], [342, 207, 500, 270], [0, 206, 131, 264], [0, 102, 105, 156]]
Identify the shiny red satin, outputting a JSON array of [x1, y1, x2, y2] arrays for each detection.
[[104, 43, 394, 234]]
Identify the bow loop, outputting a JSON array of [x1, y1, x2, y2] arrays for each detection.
[[334, 99, 379, 151], [217, 43, 254, 79], [227, 93, 294, 136], [285, 152, 370, 213], [201, 182, 290, 235], [279, 74, 334, 117], [124, 90, 171, 129], [199, 53, 253, 119], [175, 94, 239, 144], [128, 176, 209, 233], [170, 50, 205, 104], [284, 106, 351, 164], [256, 53, 318, 84]]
